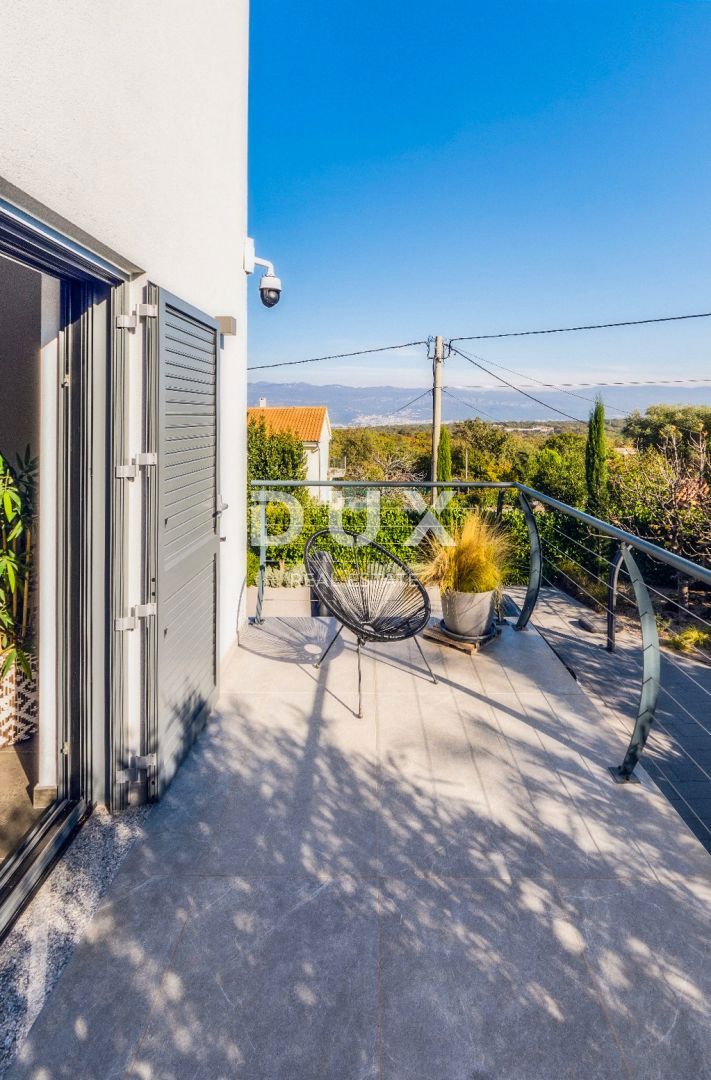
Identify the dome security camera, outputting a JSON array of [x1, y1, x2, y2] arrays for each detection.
[[244, 237, 282, 310], [259, 272, 282, 308]]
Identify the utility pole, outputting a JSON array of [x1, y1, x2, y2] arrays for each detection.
[[431, 335, 444, 483]]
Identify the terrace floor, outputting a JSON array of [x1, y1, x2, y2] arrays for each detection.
[[9, 614, 711, 1079]]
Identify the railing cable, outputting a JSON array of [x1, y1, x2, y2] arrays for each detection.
[[616, 567, 711, 630], [541, 568, 607, 611]]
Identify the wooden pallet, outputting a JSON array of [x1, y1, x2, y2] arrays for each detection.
[[423, 624, 480, 655]]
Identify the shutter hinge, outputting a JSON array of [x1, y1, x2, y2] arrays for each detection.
[[133, 603, 157, 619], [116, 752, 157, 784], [115, 304, 158, 331], [114, 603, 155, 631], [115, 453, 157, 480]]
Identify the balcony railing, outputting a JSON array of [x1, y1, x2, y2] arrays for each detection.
[[250, 479, 711, 793]]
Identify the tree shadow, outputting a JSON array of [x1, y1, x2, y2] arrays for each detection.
[[7, 618, 711, 1080]]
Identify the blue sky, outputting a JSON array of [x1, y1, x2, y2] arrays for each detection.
[[248, 1, 711, 388]]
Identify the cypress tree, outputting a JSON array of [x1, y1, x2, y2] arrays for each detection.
[[585, 397, 608, 517], [437, 426, 452, 483]]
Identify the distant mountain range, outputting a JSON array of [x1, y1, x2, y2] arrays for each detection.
[[248, 380, 711, 427]]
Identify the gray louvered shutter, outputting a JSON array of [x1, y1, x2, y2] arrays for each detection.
[[149, 289, 220, 796]]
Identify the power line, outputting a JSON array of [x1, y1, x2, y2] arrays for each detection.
[[449, 377, 711, 389], [453, 349, 624, 415], [450, 311, 711, 343], [392, 388, 432, 414], [452, 362, 711, 442], [449, 346, 584, 423], [441, 387, 501, 423], [247, 340, 427, 372], [449, 353, 711, 426]]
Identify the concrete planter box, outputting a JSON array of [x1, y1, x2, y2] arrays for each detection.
[[441, 590, 495, 639], [247, 586, 314, 619]]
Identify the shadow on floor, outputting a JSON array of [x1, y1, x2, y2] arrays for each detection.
[[7, 618, 711, 1079]]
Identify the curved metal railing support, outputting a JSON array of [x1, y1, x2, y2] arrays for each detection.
[[255, 489, 267, 625], [606, 545, 625, 652], [608, 543, 661, 783], [515, 491, 542, 631]]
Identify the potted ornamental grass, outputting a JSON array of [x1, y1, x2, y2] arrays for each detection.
[[419, 511, 510, 639]]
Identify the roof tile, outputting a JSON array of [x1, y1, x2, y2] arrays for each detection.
[[247, 406, 328, 443]]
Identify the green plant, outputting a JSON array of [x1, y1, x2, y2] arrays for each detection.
[[0, 448, 36, 679], [246, 548, 260, 587], [529, 435, 587, 507], [436, 427, 452, 483], [553, 558, 608, 606], [585, 397, 608, 518], [662, 625, 711, 656], [263, 565, 308, 587], [247, 418, 306, 485], [418, 512, 511, 595]]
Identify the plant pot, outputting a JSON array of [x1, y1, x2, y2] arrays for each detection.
[[441, 590, 495, 639], [0, 657, 38, 747]]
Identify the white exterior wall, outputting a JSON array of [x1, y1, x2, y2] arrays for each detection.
[[0, 0, 250, 660], [305, 429, 331, 502]]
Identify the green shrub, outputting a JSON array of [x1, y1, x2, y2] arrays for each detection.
[[246, 548, 260, 587], [663, 625, 711, 656]]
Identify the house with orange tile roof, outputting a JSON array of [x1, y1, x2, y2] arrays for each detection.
[[247, 400, 332, 501]]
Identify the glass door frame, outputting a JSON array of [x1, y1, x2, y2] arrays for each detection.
[[0, 200, 127, 939]]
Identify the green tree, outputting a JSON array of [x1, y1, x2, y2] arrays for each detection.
[[247, 418, 306, 483], [330, 428, 376, 479], [451, 419, 518, 481], [530, 433, 587, 507], [436, 426, 452, 482], [610, 446, 711, 564], [585, 397, 608, 517], [623, 405, 711, 464]]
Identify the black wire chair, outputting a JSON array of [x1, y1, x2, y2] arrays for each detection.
[[304, 529, 437, 717]]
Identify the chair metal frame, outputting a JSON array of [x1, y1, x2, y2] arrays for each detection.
[[304, 529, 437, 717]]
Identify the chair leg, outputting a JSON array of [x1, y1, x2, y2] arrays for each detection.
[[314, 623, 343, 669], [414, 635, 438, 684], [357, 639, 363, 718]]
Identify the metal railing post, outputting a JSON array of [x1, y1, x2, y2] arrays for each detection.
[[609, 544, 661, 783], [255, 489, 267, 625], [515, 491, 542, 631]]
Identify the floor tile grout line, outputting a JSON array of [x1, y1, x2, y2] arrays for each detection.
[[123, 916, 190, 1078], [374, 694, 385, 1080], [482, 653, 639, 1079]]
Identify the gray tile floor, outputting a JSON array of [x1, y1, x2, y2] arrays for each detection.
[[8, 617, 711, 1079], [521, 587, 711, 852]]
